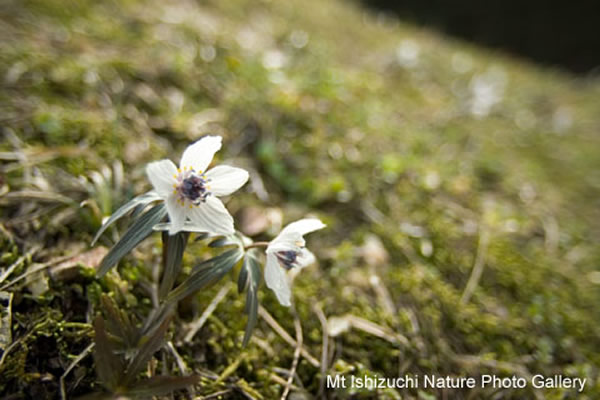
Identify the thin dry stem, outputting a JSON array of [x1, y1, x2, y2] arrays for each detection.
[[461, 226, 491, 304], [183, 282, 231, 343], [312, 304, 329, 399], [59, 343, 94, 400], [280, 302, 303, 400], [258, 306, 320, 368]]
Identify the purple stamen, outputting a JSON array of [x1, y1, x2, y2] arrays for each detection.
[[276, 250, 299, 269]]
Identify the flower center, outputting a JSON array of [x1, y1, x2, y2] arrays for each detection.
[[175, 168, 211, 205], [275, 250, 298, 270]]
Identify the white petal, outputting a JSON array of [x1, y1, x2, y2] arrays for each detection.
[[205, 165, 249, 196], [281, 218, 326, 236], [265, 253, 291, 307], [146, 160, 177, 197], [166, 194, 187, 235], [295, 248, 316, 269], [188, 196, 234, 235], [272, 218, 326, 249], [266, 240, 299, 254], [179, 136, 222, 172]]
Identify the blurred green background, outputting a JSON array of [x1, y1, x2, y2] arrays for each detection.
[[1, 0, 599, 398]]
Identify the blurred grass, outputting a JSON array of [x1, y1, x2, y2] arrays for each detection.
[[1, 0, 599, 398]]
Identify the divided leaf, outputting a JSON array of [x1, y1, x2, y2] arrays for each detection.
[[166, 248, 244, 304], [97, 203, 167, 277], [101, 294, 139, 348], [124, 317, 171, 385], [92, 316, 124, 390]]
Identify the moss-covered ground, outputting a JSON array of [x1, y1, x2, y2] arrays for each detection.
[[1, 0, 599, 398]]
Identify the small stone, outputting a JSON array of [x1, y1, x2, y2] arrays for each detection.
[[49, 246, 108, 281]]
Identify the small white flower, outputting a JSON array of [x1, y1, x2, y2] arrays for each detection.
[[265, 218, 325, 306], [146, 136, 249, 236]]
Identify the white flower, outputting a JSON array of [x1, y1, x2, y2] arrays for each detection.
[[265, 218, 326, 306], [146, 136, 249, 236]]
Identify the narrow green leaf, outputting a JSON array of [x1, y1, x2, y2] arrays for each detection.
[[166, 248, 243, 304], [92, 191, 162, 245], [124, 317, 171, 385], [209, 233, 244, 248], [192, 232, 210, 241], [92, 316, 124, 390], [159, 231, 189, 301], [208, 237, 229, 248], [126, 375, 200, 397], [97, 203, 167, 277], [241, 250, 262, 347], [237, 260, 249, 294]]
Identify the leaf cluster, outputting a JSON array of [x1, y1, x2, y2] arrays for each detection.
[[83, 295, 199, 399]]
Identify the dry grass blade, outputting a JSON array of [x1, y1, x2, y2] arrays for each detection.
[[280, 303, 303, 400], [0, 190, 75, 205], [166, 341, 188, 375], [312, 304, 329, 399], [0, 246, 40, 286], [60, 343, 94, 400], [183, 282, 231, 344], [460, 226, 491, 304], [203, 389, 233, 399], [368, 272, 397, 316], [269, 373, 301, 392], [258, 306, 320, 368], [328, 314, 409, 346]]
